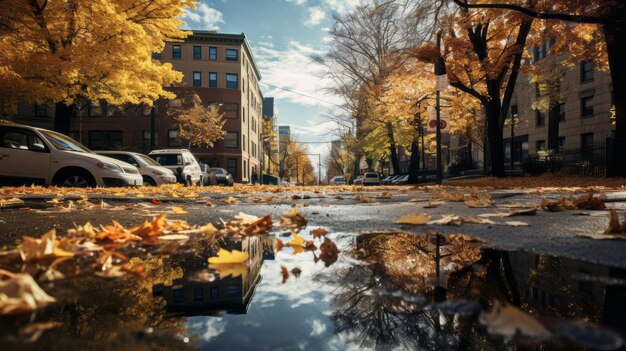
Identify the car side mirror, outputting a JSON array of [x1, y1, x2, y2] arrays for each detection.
[[29, 143, 47, 152]]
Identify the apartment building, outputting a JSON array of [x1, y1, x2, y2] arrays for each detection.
[[262, 97, 279, 175], [503, 59, 614, 165], [11, 31, 264, 184]]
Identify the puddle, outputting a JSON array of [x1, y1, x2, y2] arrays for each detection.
[[1, 228, 625, 350]]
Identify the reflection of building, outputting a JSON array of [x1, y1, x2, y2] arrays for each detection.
[[262, 97, 279, 175], [154, 236, 268, 316], [278, 125, 291, 154]]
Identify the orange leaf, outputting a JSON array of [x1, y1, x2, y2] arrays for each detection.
[[280, 265, 289, 283], [151, 198, 162, 205], [311, 228, 328, 239]]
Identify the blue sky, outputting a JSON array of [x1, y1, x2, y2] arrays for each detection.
[[181, 0, 361, 168]]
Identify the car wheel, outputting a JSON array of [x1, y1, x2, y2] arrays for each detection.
[[57, 171, 96, 188], [143, 176, 157, 186]]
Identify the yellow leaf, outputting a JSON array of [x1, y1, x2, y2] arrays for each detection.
[[207, 249, 249, 264], [395, 213, 431, 225], [171, 206, 187, 214], [287, 232, 305, 247]]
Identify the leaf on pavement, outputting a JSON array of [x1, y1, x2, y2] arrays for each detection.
[[207, 249, 249, 264], [376, 192, 392, 199], [311, 228, 328, 239], [319, 238, 339, 267], [395, 213, 431, 225], [573, 192, 606, 210], [287, 232, 305, 247], [223, 196, 239, 204], [0, 270, 56, 315], [170, 206, 187, 214], [479, 303, 551, 340], [242, 215, 273, 236], [462, 216, 497, 225], [465, 198, 493, 208], [0, 197, 24, 208], [429, 215, 463, 226], [276, 238, 284, 252], [279, 208, 307, 230], [158, 234, 190, 241], [507, 207, 538, 216], [504, 221, 530, 227], [151, 198, 162, 205], [18, 230, 74, 262]]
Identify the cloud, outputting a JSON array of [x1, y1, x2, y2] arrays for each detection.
[[322, 0, 361, 14], [309, 319, 328, 336], [305, 7, 326, 26], [182, 3, 225, 30], [286, 0, 307, 5]]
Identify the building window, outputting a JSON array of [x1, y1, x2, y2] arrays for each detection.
[[89, 101, 103, 117], [581, 133, 594, 148], [244, 160, 247, 178], [210, 287, 219, 300], [536, 140, 545, 151], [151, 52, 162, 60], [172, 45, 181, 59], [142, 131, 159, 147], [558, 137, 565, 151], [224, 132, 238, 149], [34, 103, 48, 117], [242, 134, 246, 151], [581, 61, 594, 83], [223, 103, 238, 119], [173, 289, 183, 302], [194, 287, 203, 301], [209, 47, 217, 60], [168, 129, 182, 146], [226, 49, 238, 61], [558, 103, 565, 122], [227, 158, 237, 177], [88, 131, 123, 150], [226, 73, 238, 89], [193, 71, 201, 87], [193, 46, 201, 60], [209, 72, 217, 88], [535, 110, 545, 126], [581, 96, 594, 118]]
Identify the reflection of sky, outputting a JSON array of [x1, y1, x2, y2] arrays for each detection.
[[184, 232, 368, 351]]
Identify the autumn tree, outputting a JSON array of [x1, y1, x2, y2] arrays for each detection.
[[0, 0, 194, 134], [261, 117, 279, 176], [416, 5, 533, 176], [324, 0, 423, 175], [167, 93, 226, 149], [451, 0, 626, 176]]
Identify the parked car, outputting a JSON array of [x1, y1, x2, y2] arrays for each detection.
[[329, 176, 346, 185], [0, 121, 142, 187], [385, 174, 403, 185], [381, 175, 395, 185], [353, 175, 364, 185], [148, 149, 202, 185], [96, 151, 176, 186], [198, 164, 216, 185], [362, 172, 381, 186], [392, 174, 409, 185], [207, 167, 233, 186]]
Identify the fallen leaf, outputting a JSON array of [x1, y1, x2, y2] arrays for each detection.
[[291, 267, 302, 277], [462, 216, 497, 225], [429, 215, 463, 226], [242, 215, 273, 236], [279, 208, 308, 230], [287, 232, 305, 247], [353, 194, 375, 203], [0, 197, 24, 208], [479, 303, 551, 340], [207, 249, 249, 264], [18, 230, 74, 262], [170, 206, 187, 214], [223, 196, 239, 204], [281, 265, 289, 283], [505, 221, 530, 227], [319, 238, 339, 267], [311, 228, 328, 239], [395, 213, 431, 225], [276, 238, 285, 252], [151, 198, 162, 205], [304, 240, 317, 251], [376, 192, 392, 199], [604, 209, 626, 235], [158, 234, 190, 241], [0, 271, 56, 315], [465, 199, 493, 208], [573, 192, 606, 210], [507, 207, 538, 216]]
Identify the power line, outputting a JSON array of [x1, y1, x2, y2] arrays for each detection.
[[260, 82, 350, 111]]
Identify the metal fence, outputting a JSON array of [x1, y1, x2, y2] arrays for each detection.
[[523, 140, 610, 177]]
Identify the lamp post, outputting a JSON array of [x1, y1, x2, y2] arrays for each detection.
[[434, 56, 448, 185]]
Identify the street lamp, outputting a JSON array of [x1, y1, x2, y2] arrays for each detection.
[[434, 56, 448, 185]]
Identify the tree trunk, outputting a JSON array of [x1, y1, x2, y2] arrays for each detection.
[[486, 103, 505, 177], [604, 19, 626, 177], [408, 140, 420, 184], [386, 122, 399, 174], [54, 102, 75, 135], [547, 103, 561, 151]]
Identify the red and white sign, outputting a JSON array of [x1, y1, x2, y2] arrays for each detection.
[[426, 106, 450, 133]]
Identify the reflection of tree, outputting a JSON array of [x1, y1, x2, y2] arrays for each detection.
[[28, 257, 190, 350], [317, 232, 501, 350]]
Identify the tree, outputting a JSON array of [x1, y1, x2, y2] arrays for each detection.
[[167, 93, 226, 149], [530, 58, 567, 151], [416, 7, 533, 176], [451, 0, 626, 176], [261, 117, 279, 176], [0, 0, 194, 133], [324, 0, 423, 175]]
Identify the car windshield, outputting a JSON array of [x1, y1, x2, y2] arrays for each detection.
[[40, 130, 91, 153], [137, 154, 161, 166], [365, 173, 378, 178], [151, 154, 182, 166], [211, 168, 226, 174]]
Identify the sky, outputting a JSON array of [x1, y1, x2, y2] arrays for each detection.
[[181, 0, 361, 175]]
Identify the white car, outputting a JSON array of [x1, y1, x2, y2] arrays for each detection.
[[329, 176, 346, 185], [96, 151, 176, 186], [362, 172, 381, 186], [0, 121, 143, 187], [148, 149, 203, 185]]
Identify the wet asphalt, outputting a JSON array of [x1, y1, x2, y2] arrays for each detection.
[[2, 188, 626, 269]]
